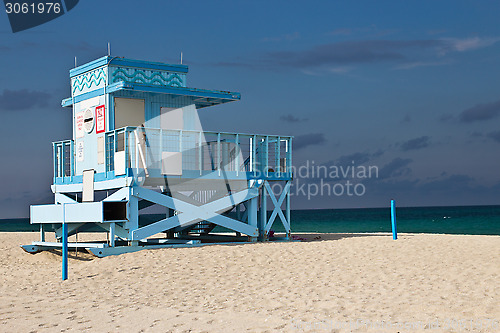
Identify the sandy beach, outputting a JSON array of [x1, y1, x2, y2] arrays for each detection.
[[0, 232, 498, 332]]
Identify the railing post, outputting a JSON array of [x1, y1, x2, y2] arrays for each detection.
[[252, 135, 257, 177], [265, 136, 269, 178], [70, 140, 74, 179], [113, 131, 117, 173], [159, 128, 163, 170], [249, 137, 253, 173], [104, 133, 107, 172], [135, 130, 139, 171], [179, 129, 183, 172], [60, 144, 63, 177], [61, 143, 64, 179], [276, 136, 281, 177], [286, 180, 291, 240], [59, 144, 63, 178], [217, 133, 221, 176], [235, 133, 239, 176], [126, 129, 130, 171], [53, 143, 57, 179], [199, 131, 202, 175], [287, 138, 293, 174]]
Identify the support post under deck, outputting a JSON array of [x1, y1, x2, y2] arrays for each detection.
[[40, 224, 45, 242], [259, 185, 267, 241], [248, 196, 258, 242], [128, 191, 139, 245], [109, 222, 116, 247]]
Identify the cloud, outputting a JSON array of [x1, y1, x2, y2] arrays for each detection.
[[267, 37, 499, 69], [216, 36, 499, 73], [328, 66, 353, 74], [459, 99, 500, 123], [213, 61, 257, 69], [378, 157, 412, 179], [336, 152, 373, 166], [327, 28, 353, 36], [326, 26, 397, 38], [400, 136, 431, 151], [372, 149, 384, 158], [300, 66, 354, 76], [441, 37, 500, 53], [487, 131, 500, 143], [428, 29, 447, 36], [266, 40, 441, 68], [280, 114, 308, 123], [0, 41, 102, 55], [0, 89, 51, 111], [294, 133, 326, 150], [419, 174, 474, 192], [59, 41, 103, 54], [401, 114, 411, 123], [261, 32, 301, 42], [394, 60, 451, 70], [470, 131, 483, 138], [438, 113, 454, 122]]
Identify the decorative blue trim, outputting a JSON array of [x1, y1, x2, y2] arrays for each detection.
[[70, 57, 188, 78], [70, 56, 110, 77], [72, 67, 106, 94], [112, 68, 183, 87]]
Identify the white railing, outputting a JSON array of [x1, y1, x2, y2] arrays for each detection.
[[53, 140, 73, 179], [105, 127, 292, 178]]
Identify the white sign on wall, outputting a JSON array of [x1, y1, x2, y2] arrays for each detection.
[[77, 141, 84, 161], [75, 111, 84, 138]]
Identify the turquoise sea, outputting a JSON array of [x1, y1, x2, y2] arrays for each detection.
[[1, 205, 499, 235]]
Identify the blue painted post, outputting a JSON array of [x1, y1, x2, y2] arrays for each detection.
[[391, 199, 397, 240], [62, 205, 68, 280]]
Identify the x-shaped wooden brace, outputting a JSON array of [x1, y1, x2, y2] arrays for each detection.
[[264, 181, 291, 234], [131, 186, 260, 240]]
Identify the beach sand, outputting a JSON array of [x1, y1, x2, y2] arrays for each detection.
[[0, 232, 498, 332]]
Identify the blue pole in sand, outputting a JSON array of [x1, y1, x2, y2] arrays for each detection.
[[391, 199, 397, 240], [62, 204, 68, 281]]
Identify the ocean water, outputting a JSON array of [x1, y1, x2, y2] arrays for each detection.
[[1, 205, 499, 235], [278, 205, 500, 235]]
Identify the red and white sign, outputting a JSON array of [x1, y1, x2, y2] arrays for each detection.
[[75, 111, 84, 138], [95, 105, 106, 133]]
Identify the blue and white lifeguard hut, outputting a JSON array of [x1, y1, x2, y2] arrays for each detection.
[[22, 56, 293, 257]]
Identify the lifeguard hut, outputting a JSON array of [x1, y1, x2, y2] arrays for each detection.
[[22, 56, 293, 257]]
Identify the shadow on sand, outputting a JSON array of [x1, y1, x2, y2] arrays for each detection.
[[278, 232, 408, 242]]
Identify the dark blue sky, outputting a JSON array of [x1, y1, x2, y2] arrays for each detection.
[[1, 1, 500, 217]]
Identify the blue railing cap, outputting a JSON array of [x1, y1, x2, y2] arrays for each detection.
[[106, 126, 293, 139]]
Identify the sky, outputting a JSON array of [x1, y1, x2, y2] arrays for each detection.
[[1, 0, 500, 218]]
